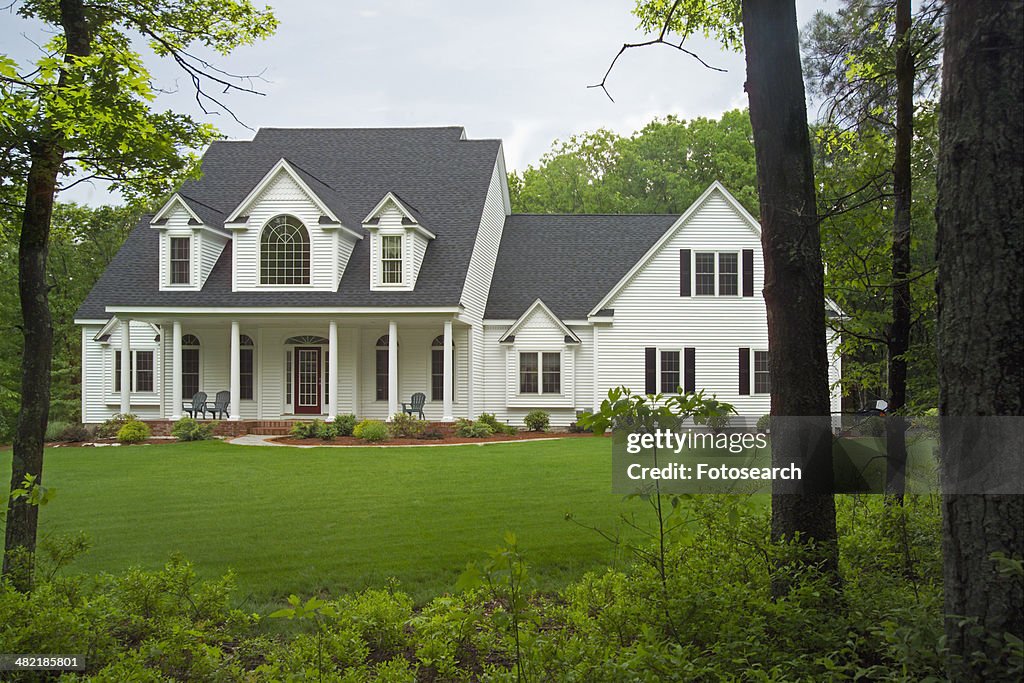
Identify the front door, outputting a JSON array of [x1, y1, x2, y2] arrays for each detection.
[[294, 347, 322, 414]]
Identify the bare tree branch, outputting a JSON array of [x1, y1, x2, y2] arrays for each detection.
[[589, 0, 727, 103]]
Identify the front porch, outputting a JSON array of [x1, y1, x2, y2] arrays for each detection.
[[95, 313, 471, 424]]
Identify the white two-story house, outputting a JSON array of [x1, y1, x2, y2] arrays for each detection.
[[75, 126, 840, 428]]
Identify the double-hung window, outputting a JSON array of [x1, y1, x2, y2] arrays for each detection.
[[169, 237, 191, 285], [695, 252, 716, 295], [754, 351, 771, 394], [718, 253, 738, 295], [114, 350, 154, 392], [660, 350, 680, 394], [519, 352, 561, 394], [380, 235, 403, 284]]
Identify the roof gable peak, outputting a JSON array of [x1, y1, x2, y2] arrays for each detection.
[[225, 158, 341, 225], [500, 299, 581, 344]]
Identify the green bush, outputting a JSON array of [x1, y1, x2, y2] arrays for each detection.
[[699, 413, 732, 434], [568, 411, 592, 433], [477, 412, 517, 435], [290, 421, 314, 439], [171, 417, 217, 442], [389, 412, 427, 438], [524, 409, 550, 432], [116, 420, 150, 444], [314, 420, 337, 441], [756, 413, 771, 433], [95, 413, 137, 439], [454, 418, 493, 438], [44, 421, 70, 442], [333, 413, 358, 437], [59, 423, 93, 442], [354, 419, 389, 443]]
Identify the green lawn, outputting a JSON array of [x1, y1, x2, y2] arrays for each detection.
[[1, 437, 644, 605]]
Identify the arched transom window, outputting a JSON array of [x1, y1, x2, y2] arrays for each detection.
[[260, 215, 310, 285]]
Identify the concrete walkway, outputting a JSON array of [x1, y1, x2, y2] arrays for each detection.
[[227, 433, 569, 448]]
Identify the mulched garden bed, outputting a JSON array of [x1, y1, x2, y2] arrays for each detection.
[[48, 438, 184, 448], [270, 431, 599, 447]]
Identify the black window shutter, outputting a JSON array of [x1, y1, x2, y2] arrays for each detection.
[[742, 249, 754, 297], [739, 347, 750, 395], [680, 249, 691, 297], [645, 347, 657, 394], [684, 347, 696, 393]]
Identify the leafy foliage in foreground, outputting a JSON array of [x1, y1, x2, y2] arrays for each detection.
[[0, 496, 986, 681]]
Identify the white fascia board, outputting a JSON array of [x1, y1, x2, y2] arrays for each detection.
[[500, 298, 581, 343], [75, 318, 110, 326], [224, 158, 341, 225], [587, 182, 760, 317], [104, 306, 464, 316], [318, 222, 365, 241], [363, 222, 436, 240], [151, 193, 204, 225]]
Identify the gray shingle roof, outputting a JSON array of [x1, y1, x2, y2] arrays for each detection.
[[76, 127, 501, 319], [484, 214, 680, 320]]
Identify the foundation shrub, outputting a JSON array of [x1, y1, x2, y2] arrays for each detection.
[[524, 409, 550, 432], [477, 412, 517, 435], [332, 413, 358, 437], [354, 419, 389, 443], [95, 413, 137, 439], [116, 420, 150, 444], [388, 413, 427, 438], [454, 418, 493, 438], [170, 417, 217, 442]]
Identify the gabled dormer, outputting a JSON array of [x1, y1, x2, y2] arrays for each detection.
[[363, 192, 436, 292], [223, 158, 363, 292], [151, 193, 228, 291]]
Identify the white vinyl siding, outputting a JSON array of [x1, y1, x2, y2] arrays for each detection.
[[231, 170, 344, 291], [461, 153, 509, 320]]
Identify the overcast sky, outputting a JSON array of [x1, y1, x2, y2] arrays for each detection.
[[2, 1, 832, 206]]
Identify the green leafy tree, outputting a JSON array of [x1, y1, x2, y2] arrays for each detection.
[[1, 0, 277, 591], [510, 110, 758, 215]]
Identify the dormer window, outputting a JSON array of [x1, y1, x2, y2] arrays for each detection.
[[169, 237, 191, 284], [381, 235, 403, 284], [260, 215, 310, 285]]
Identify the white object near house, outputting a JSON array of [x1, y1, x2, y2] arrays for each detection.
[[75, 127, 842, 427]]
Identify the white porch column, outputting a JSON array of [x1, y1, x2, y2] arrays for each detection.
[[171, 321, 183, 419], [229, 320, 241, 420], [442, 319, 454, 421], [119, 318, 131, 414], [387, 320, 398, 419], [327, 320, 338, 421], [467, 325, 476, 417]]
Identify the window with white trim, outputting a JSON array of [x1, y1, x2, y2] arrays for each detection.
[[375, 335, 395, 400], [260, 215, 310, 285], [694, 251, 740, 296], [718, 253, 738, 295], [240, 335, 254, 400], [519, 352, 561, 394], [169, 237, 191, 285], [660, 350, 680, 394], [430, 335, 454, 402], [181, 334, 201, 399], [754, 350, 771, 394], [380, 235, 403, 284], [114, 350, 154, 393]]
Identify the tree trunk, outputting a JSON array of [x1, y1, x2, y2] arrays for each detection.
[[885, 0, 914, 501], [741, 0, 838, 593], [936, 1, 1023, 678], [2, 0, 91, 592]]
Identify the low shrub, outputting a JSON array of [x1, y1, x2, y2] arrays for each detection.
[[477, 413, 517, 435], [756, 413, 771, 434], [354, 419, 389, 443], [116, 420, 150, 444], [389, 412, 427, 438], [314, 420, 337, 441], [524, 409, 550, 432], [44, 421, 70, 442], [699, 413, 732, 434], [454, 418, 493, 438], [171, 417, 217, 442], [59, 423, 94, 442], [333, 413, 358, 437], [290, 421, 315, 439], [568, 411, 592, 433], [95, 413, 137, 439]]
